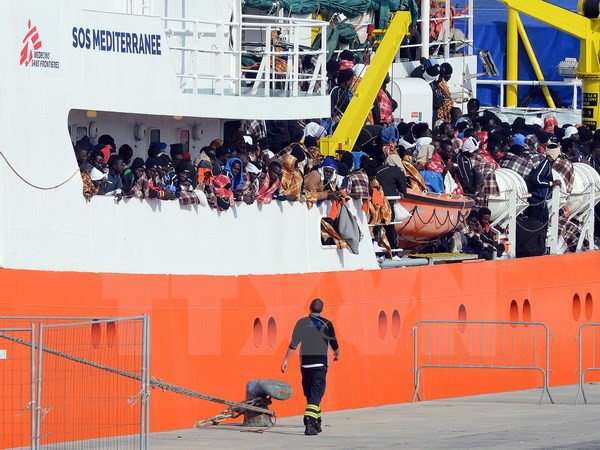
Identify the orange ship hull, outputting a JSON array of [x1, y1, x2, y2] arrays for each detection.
[[1, 251, 599, 446]]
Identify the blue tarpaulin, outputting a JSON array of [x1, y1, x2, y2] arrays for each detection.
[[473, 0, 579, 108]]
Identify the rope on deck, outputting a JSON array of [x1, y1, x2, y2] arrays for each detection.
[[0, 332, 275, 416]]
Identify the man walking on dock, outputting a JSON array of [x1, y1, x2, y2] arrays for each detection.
[[281, 298, 339, 435]]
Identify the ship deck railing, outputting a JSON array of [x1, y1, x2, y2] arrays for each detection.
[[478, 78, 582, 112], [161, 14, 328, 98]]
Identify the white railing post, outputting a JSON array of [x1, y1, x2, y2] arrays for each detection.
[[547, 187, 561, 254], [421, 0, 430, 59], [233, 2, 243, 96], [292, 24, 300, 97], [507, 188, 517, 259], [444, 0, 451, 59], [193, 21, 198, 94], [468, 0, 474, 56]]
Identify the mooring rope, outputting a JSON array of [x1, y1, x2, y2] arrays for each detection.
[[0, 332, 274, 416], [0, 151, 79, 190]]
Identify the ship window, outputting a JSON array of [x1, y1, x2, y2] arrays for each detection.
[[71, 125, 88, 144], [149, 128, 161, 143], [179, 129, 190, 153]]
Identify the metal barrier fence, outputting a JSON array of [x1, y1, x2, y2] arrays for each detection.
[[0, 316, 149, 450], [575, 323, 600, 405], [0, 326, 35, 450], [412, 320, 553, 404]]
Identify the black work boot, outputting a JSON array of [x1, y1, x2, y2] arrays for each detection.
[[304, 417, 318, 436], [314, 417, 322, 433]]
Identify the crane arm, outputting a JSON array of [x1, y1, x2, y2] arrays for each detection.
[[319, 12, 411, 156]]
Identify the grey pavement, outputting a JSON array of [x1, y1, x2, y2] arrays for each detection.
[[151, 383, 600, 449]]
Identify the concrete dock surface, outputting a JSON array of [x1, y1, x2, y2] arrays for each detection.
[[151, 383, 600, 449]]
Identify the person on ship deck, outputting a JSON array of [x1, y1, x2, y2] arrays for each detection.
[[303, 157, 343, 208], [280, 145, 307, 202], [456, 136, 482, 198], [100, 154, 125, 201], [119, 144, 135, 193], [255, 160, 284, 205], [376, 154, 407, 251], [330, 69, 353, 126]]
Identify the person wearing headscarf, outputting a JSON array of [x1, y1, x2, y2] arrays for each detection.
[[523, 134, 545, 168], [456, 137, 483, 197], [381, 126, 400, 157], [236, 162, 262, 204], [543, 114, 558, 134], [256, 161, 283, 204], [212, 174, 234, 210], [338, 49, 355, 71], [303, 122, 328, 139], [303, 157, 342, 208], [280, 146, 306, 201], [223, 157, 244, 192]]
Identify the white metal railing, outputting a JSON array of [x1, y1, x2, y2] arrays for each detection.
[[127, 0, 153, 15], [415, 0, 474, 60], [162, 14, 328, 97], [477, 78, 583, 110]]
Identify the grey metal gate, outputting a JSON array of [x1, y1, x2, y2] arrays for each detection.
[[0, 316, 149, 450]]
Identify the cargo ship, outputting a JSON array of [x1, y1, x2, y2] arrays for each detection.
[[1, 0, 598, 448]]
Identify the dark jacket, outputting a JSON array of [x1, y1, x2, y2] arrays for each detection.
[[527, 157, 553, 203], [376, 165, 407, 197], [456, 152, 482, 195], [290, 314, 339, 367]]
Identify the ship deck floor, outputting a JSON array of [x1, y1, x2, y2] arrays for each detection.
[[151, 383, 600, 449]]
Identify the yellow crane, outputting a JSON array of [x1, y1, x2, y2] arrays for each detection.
[[501, 0, 600, 129], [319, 12, 411, 156]]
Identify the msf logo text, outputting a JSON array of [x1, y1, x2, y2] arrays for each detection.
[[20, 20, 43, 67]]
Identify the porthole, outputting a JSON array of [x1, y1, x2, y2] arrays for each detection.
[[458, 304, 467, 333], [91, 319, 101, 348], [391, 310, 401, 339], [267, 317, 277, 347], [573, 293, 581, 321], [106, 321, 116, 348], [585, 293, 593, 321], [378, 311, 387, 340], [510, 300, 519, 323], [253, 318, 263, 347], [523, 299, 532, 322]]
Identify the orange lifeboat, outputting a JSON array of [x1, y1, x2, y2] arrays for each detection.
[[393, 188, 475, 244]]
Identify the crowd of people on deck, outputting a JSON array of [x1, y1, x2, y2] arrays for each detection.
[[74, 48, 600, 260]]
